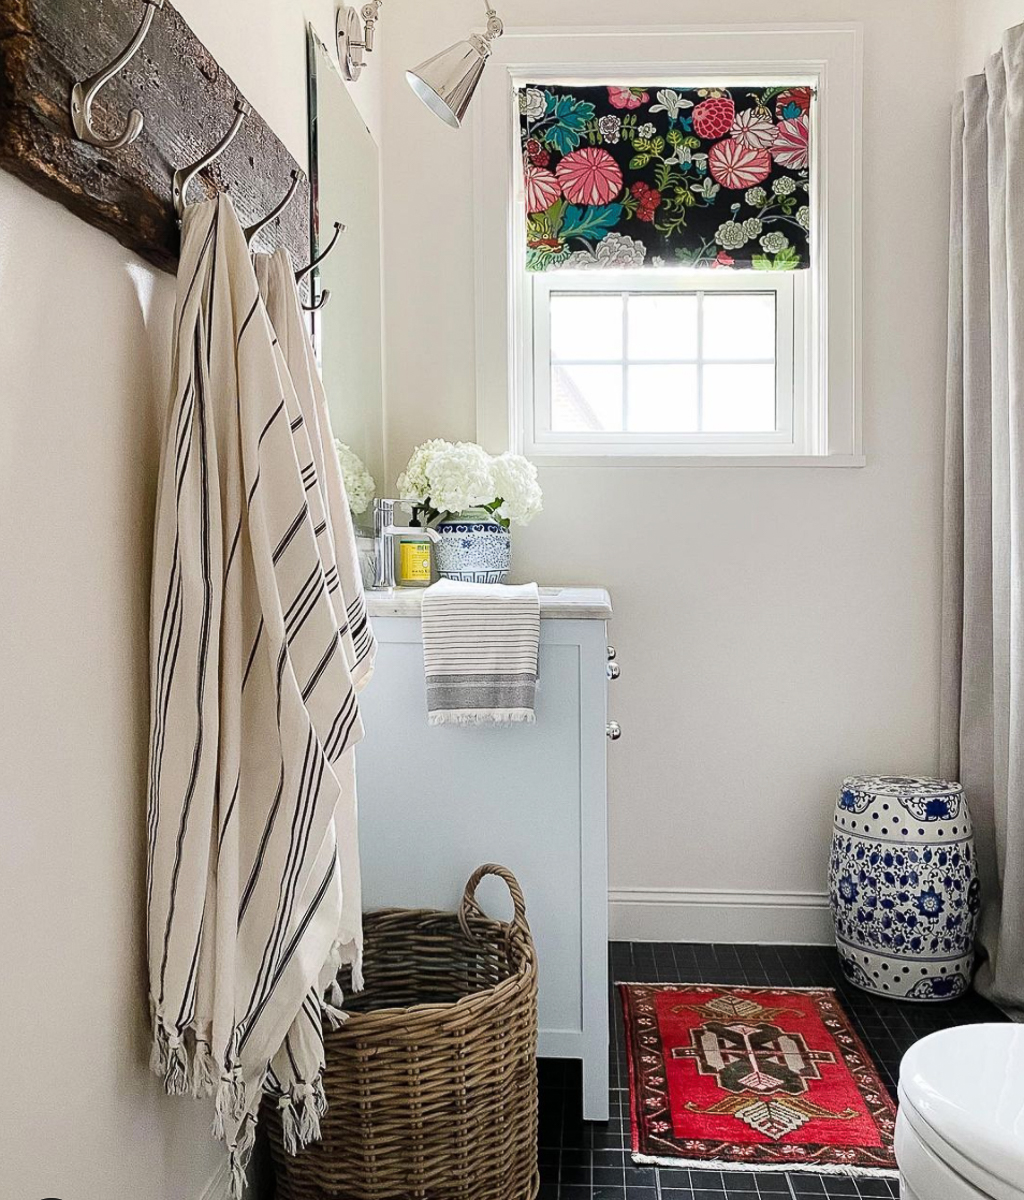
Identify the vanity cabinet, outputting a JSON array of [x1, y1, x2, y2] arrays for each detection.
[[356, 587, 613, 1120]]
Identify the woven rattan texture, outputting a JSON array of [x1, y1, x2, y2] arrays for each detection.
[[266, 865, 540, 1200]]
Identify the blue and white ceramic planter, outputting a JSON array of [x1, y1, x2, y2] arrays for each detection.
[[828, 776, 980, 1002], [434, 509, 511, 584]]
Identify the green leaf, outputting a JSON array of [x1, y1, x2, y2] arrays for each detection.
[[561, 203, 624, 241], [629, 153, 651, 170], [666, 128, 684, 146], [752, 246, 801, 271], [654, 160, 676, 191], [649, 136, 666, 156], [542, 94, 597, 153], [534, 198, 566, 238]]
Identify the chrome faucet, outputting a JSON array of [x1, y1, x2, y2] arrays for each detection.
[[371, 498, 440, 591]]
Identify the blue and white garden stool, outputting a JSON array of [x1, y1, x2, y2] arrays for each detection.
[[828, 776, 980, 1002]]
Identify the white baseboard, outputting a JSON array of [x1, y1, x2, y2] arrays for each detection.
[[609, 887, 835, 945]]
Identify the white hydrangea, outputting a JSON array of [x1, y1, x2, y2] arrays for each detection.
[[491, 453, 543, 527], [772, 175, 796, 196], [396, 438, 453, 504], [742, 217, 763, 239], [744, 187, 767, 207], [334, 440, 376, 515], [421, 441, 495, 517], [797, 204, 811, 230]]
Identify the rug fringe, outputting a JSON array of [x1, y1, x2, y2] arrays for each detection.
[[616, 981, 840, 993], [632, 1153, 899, 1178]]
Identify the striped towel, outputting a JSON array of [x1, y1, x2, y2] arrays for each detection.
[[147, 196, 373, 1196], [421, 579, 540, 725]]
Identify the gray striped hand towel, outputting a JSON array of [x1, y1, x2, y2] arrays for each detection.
[[421, 579, 540, 725]]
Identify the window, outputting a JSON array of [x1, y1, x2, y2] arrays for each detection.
[[529, 270, 806, 456], [473, 25, 862, 466]]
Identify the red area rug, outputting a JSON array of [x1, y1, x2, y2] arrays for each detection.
[[621, 984, 899, 1178]]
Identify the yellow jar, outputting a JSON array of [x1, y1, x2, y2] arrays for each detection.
[[398, 535, 432, 587]]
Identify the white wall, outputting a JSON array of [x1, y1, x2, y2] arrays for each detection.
[[0, 5, 380, 1198], [956, 0, 1024, 80], [380, 0, 957, 941]]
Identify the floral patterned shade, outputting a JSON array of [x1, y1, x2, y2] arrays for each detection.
[[518, 83, 813, 271]]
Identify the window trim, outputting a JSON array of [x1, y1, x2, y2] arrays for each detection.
[[472, 23, 863, 467], [528, 270, 805, 458]]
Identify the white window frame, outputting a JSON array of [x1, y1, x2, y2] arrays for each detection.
[[530, 270, 808, 457], [473, 23, 863, 467]]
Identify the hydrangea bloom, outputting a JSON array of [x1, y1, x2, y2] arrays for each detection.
[[334, 440, 377, 515], [491, 453, 543, 526], [397, 442, 544, 527], [425, 442, 495, 516], [396, 438, 453, 504]]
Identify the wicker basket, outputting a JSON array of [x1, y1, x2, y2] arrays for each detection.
[[265, 864, 539, 1200]]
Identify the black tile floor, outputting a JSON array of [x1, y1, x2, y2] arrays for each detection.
[[536, 941, 1007, 1200]]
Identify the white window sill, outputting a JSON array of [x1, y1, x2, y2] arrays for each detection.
[[525, 453, 867, 468]]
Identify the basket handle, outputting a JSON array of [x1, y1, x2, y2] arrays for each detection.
[[458, 863, 530, 943]]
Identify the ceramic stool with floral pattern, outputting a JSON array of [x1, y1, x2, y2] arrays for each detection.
[[828, 775, 980, 1002]]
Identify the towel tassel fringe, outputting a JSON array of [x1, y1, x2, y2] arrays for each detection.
[[228, 1116, 257, 1200], [212, 1066, 247, 1141], [278, 1076, 328, 1156]]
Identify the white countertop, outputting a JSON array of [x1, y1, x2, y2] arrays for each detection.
[[365, 585, 612, 620]]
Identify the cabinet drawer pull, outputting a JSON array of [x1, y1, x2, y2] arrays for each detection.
[[607, 645, 617, 661], [607, 662, 620, 681], [606, 721, 622, 741]]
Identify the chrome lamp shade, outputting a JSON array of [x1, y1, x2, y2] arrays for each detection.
[[406, 33, 491, 129]]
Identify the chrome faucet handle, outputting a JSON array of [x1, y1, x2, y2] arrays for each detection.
[[384, 524, 440, 542]]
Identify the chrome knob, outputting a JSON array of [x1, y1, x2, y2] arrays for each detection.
[[606, 721, 622, 740], [607, 662, 621, 681], [607, 645, 617, 661]]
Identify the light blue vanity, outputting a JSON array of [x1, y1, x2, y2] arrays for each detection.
[[358, 587, 614, 1119]]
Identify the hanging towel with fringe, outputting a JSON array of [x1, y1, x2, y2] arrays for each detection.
[[147, 195, 374, 1196], [255, 245, 373, 1112], [421, 578, 540, 725]]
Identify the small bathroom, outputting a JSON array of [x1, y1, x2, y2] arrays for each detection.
[[1, 2, 1022, 1199]]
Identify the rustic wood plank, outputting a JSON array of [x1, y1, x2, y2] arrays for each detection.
[[0, 0, 310, 275]]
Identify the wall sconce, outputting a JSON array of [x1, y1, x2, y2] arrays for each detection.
[[406, 2, 504, 128], [337, 1, 382, 81]]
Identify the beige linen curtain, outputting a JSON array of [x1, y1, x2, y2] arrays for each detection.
[[941, 24, 1024, 1017]]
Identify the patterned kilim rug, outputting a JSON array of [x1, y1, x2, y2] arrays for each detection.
[[620, 983, 899, 1178]]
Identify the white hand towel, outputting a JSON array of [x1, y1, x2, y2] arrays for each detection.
[[421, 579, 540, 725]]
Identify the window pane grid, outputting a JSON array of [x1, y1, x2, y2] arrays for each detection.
[[548, 290, 777, 436]]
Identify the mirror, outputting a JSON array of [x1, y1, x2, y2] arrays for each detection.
[[306, 27, 385, 504]]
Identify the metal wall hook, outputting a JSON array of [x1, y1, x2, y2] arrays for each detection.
[[173, 97, 252, 218], [302, 288, 332, 313], [70, 0, 165, 151], [244, 169, 302, 247], [295, 220, 344, 284]]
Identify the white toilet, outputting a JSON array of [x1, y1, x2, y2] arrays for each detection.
[[896, 1024, 1024, 1200]]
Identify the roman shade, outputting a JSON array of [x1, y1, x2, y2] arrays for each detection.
[[518, 83, 812, 271]]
